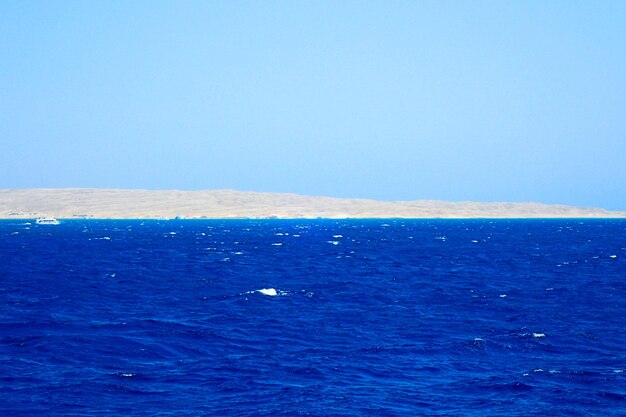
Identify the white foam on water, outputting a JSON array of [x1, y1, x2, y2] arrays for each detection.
[[120, 373, 136, 377], [327, 241, 340, 245], [333, 235, 343, 238], [271, 243, 283, 246], [499, 294, 507, 298], [258, 288, 278, 296], [609, 255, 617, 258], [11, 232, 19, 235], [242, 288, 292, 297], [169, 232, 176, 235], [533, 333, 545, 338], [545, 287, 554, 291], [233, 251, 244, 255], [471, 240, 479, 243]]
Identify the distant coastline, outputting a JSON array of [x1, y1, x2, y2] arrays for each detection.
[[1, 188, 625, 219]]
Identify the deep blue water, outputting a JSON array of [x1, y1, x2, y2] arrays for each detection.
[[1, 219, 626, 416]]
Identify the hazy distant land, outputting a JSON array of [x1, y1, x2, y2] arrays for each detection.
[[1, 188, 625, 219]]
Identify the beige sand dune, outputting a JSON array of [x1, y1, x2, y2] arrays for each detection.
[[1, 188, 625, 219]]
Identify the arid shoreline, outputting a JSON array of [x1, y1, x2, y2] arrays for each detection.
[[2, 188, 625, 219]]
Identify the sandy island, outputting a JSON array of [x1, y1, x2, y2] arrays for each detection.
[[1, 188, 625, 219]]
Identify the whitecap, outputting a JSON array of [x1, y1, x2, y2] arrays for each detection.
[[499, 294, 507, 298], [609, 255, 617, 258], [333, 234, 343, 238], [471, 240, 479, 243], [243, 288, 292, 297], [327, 241, 340, 245], [271, 243, 283, 246], [258, 288, 278, 296], [533, 333, 545, 338]]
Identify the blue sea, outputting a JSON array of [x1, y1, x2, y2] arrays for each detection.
[[2, 219, 625, 416]]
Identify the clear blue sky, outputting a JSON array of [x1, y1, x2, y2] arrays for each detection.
[[2, 1, 625, 209]]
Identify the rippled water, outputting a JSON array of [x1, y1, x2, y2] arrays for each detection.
[[1, 219, 625, 416]]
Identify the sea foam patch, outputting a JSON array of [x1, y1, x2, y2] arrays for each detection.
[[258, 288, 278, 296], [241, 288, 290, 297]]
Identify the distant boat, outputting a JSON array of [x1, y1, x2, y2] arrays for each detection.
[[35, 217, 60, 225]]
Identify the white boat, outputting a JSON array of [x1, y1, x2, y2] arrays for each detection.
[[36, 217, 60, 225]]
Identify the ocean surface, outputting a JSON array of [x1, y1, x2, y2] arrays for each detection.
[[1, 219, 625, 416]]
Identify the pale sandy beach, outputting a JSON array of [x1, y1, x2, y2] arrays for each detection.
[[1, 188, 625, 219]]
